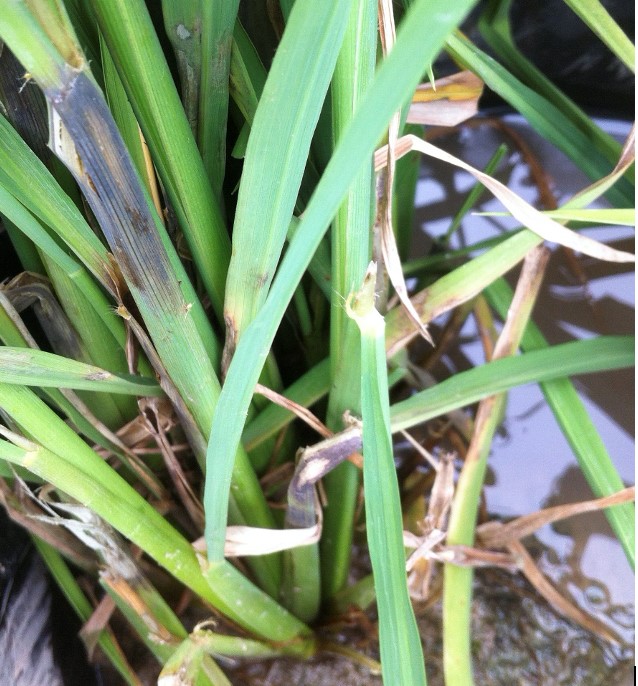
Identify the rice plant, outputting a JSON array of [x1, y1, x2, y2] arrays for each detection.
[[0, 1, 633, 684]]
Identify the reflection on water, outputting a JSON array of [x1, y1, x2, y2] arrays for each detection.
[[414, 568, 634, 686], [412, 115, 634, 665]]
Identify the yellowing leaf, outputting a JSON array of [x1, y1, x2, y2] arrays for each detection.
[[407, 70, 484, 126]]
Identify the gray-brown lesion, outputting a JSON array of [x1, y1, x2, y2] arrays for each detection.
[[286, 420, 362, 530]]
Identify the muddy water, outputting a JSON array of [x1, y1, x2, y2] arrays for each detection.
[[411, 115, 634, 680]]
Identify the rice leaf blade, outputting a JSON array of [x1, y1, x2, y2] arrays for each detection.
[[204, 0, 477, 563], [223, 0, 354, 355], [0, 347, 162, 396], [0, 384, 305, 640], [562, 0, 635, 71], [389, 336, 635, 432], [445, 32, 634, 208], [348, 264, 426, 686], [479, 0, 630, 177], [321, 0, 376, 599], [91, 0, 231, 319]]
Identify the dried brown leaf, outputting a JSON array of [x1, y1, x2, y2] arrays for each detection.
[[79, 593, 117, 656], [192, 508, 322, 557], [255, 382, 331, 439], [478, 486, 635, 548], [143, 399, 204, 532], [509, 539, 623, 645], [377, 0, 433, 345], [375, 135, 635, 263], [408, 70, 483, 126], [0, 477, 96, 571]]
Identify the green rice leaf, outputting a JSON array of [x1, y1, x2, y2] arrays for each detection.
[[390, 335, 634, 431], [91, 0, 231, 320], [0, 347, 163, 396], [562, 0, 635, 72], [204, 0, 477, 563], [479, 0, 629, 179], [0, 114, 113, 289], [223, 0, 354, 353], [445, 32, 634, 208], [0, 384, 306, 641], [347, 263, 426, 686], [321, 0, 377, 599], [477, 208, 635, 226]]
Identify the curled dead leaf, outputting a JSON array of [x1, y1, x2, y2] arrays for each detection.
[[408, 71, 484, 126], [375, 134, 635, 263]]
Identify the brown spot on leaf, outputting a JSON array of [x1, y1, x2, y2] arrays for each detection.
[[255, 272, 270, 289], [221, 313, 238, 379], [84, 371, 111, 381], [85, 172, 99, 197]]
